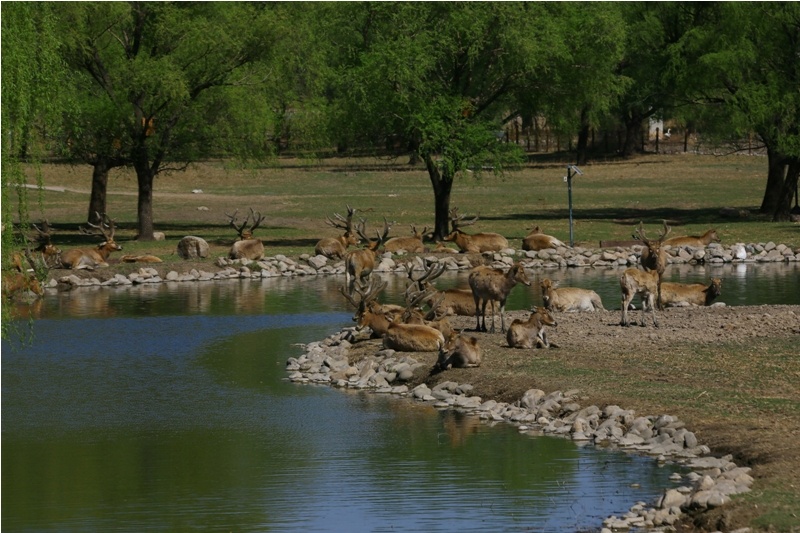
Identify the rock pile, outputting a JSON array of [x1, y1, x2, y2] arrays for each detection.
[[286, 327, 755, 532]]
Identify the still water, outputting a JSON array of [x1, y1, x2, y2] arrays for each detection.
[[3, 262, 797, 532]]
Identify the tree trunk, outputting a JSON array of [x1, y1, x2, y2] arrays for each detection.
[[87, 158, 110, 224], [772, 157, 799, 221], [576, 108, 590, 166], [425, 154, 453, 241], [621, 115, 642, 157], [133, 153, 155, 241], [761, 146, 787, 214]]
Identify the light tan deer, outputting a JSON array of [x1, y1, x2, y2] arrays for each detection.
[[540, 278, 604, 312], [506, 306, 557, 349], [405, 262, 476, 317], [60, 213, 123, 270], [382, 318, 445, 352], [384, 225, 427, 253], [620, 268, 660, 327], [226, 208, 266, 260], [522, 226, 566, 251], [663, 229, 721, 248], [436, 330, 482, 370], [345, 218, 392, 288], [315, 205, 360, 259], [468, 262, 531, 333], [633, 220, 672, 308], [660, 278, 722, 307], [443, 208, 508, 253]]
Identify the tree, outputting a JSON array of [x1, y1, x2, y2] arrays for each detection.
[[60, 2, 277, 240], [321, 3, 574, 240]]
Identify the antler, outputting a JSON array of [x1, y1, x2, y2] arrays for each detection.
[[375, 217, 393, 246], [404, 261, 445, 298], [339, 276, 387, 310], [81, 212, 115, 242], [226, 208, 265, 239], [449, 207, 478, 232], [634, 220, 672, 243], [325, 204, 357, 232]]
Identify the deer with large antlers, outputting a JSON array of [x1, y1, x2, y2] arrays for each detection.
[[226, 208, 266, 260], [60, 213, 123, 270], [11, 220, 61, 273], [315, 205, 360, 259], [405, 262, 476, 317], [468, 262, 531, 333], [384, 225, 427, 253], [443, 208, 508, 253], [340, 277, 396, 338], [344, 218, 392, 288], [633, 220, 672, 308]]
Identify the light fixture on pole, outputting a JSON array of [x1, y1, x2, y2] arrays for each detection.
[[564, 165, 583, 247]]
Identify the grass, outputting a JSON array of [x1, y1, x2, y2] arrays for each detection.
[[16, 152, 798, 261]]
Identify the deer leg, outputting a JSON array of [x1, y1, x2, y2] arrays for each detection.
[[480, 300, 489, 332], [620, 292, 631, 326], [497, 300, 507, 333]]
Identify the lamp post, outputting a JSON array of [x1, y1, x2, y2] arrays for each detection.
[[565, 165, 583, 247]]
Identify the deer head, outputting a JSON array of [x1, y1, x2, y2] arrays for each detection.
[[633, 220, 671, 274], [81, 213, 121, 249], [226, 208, 265, 240]]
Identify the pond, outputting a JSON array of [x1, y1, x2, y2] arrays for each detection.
[[3, 262, 798, 531]]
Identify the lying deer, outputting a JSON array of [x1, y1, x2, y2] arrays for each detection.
[[60, 213, 123, 270], [340, 277, 395, 338], [443, 208, 508, 253], [436, 330, 482, 370], [345, 218, 392, 288], [315, 205, 360, 259], [506, 306, 557, 349], [468, 262, 531, 333], [660, 278, 722, 307], [663, 229, 721, 248], [540, 278, 604, 312], [620, 268, 659, 327], [405, 262, 476, 317], [382, 317, 445, 352], [226, 208, 266, 260], [522, 226, 566, 251], [2, 271, 43, 299], [384, 225, 427, 253]]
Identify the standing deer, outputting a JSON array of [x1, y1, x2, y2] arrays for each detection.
[[226, 208, 266, 260], [345, 218, 392, 288], [60, 213, 123, 270], [506, 306, 557, 349], [468, 262, 531, 333], [384, 225, 427, 253], [663, 229, 721, 248], [315, 205, 360, 259], [436, 330, 482, 370], [620, 268, 660, 327], [522, 226, 566, 251], [633, 220, 671, 308], [443, 208, 508, 253]]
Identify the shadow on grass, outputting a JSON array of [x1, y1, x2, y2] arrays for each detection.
[[480, 206, 758, 226]]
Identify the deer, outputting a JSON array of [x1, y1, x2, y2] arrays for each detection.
[[468, 261, 531, 333], [435, 330, 482, 370], [660, 278, 722, 307], [633, 220, 672, 308], [663, 229, 721, 248], [345, 218, 392, 288], [506, 306, 557, 349], [340, 277, 396, 338], [59, 213, 123, 270], [10, 220, 61, 273], [2, 270, 44, 299], [401, 283, 455, 338], [443, 208, 508, 253], [620, 268, 660, 327], [405, 262, 476, 317], [315, 205, 360, 259], [382, 316, 445, 352], [540, 278, 604, 312], [384, 225, 427, 253], [226, 208, 266, 260], [522, 226, 566, 251]]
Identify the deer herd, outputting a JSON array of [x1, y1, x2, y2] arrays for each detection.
[[6, 204, 728, 367]]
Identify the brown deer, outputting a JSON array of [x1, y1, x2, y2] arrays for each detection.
[[443, 208, 508, 253], [522, 226, 566, 251], [60, 213, 123, 270], [384, 225, 427, 253], [31, 220, 62, 269], [382, 317, 445, 352], [468, 262, 531, 333], [405, 262, 476, 317], [663, 229, 721, 248], [660, 278, 722, 307], [345, 218, 392, 288], [2, 271, 44, 299], [506, 306, 557, 349], [633, 220, 671, 308], [436, 330, 482, 370], [226, 208, 266, 260], [620, 268, 660, 327], [340, 277, 395, 338], [540, 278, 604, 312], [402, 283, 455, 338], [315, 205, 360, 259]]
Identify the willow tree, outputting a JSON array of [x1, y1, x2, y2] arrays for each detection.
[[321, 3, 573, 240], [60, 2, 277, 240]]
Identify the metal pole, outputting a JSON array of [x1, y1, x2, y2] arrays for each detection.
[[567, 166, 574, 247]]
